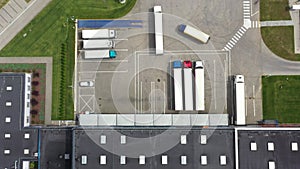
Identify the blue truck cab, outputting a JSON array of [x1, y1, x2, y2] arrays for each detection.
[[173, 60, 182, 68]]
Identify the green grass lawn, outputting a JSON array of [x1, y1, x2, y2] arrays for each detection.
[[261, 27, 300, 61], [260, 0, 300, 61], [0, 0, 137, 120], [262, 75, 300, 123], [260, 0, 291, 21]]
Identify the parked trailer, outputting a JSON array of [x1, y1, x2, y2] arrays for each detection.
[[195, 61, 205, 111], [234, 75, 246, 125], [183, 61, 193, 111], [83, 40, 115, 49], [84, 50, 117, 59], [173, 61, 183, 111], [154, 6, 164, 55], [178, 24, 210, 43], [82, 29, 116, 39]]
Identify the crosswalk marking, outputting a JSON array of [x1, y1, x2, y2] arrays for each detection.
[[222, 26, 248, 51], [222, 0, 260, 51]]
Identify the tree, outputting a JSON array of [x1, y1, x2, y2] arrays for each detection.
[[32, 81, 39, 86], [30, 99, 38, 106], [32, 90, 40, 96], [30, 110, 38, 115]]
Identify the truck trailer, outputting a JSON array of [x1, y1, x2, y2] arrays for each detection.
[[183, 61, 193, 111], [82, 29, 116, 39], [173, 60, 183, 111], [83, 40, 115, 49], [154, 6, 164, 55], [234, 75, 246, 125], [194, 61, 205, 111], [178, 24, 210, 43], [84, 50, 117, 59]]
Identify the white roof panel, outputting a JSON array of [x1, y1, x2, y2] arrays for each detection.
[[135, 114, 154, 126], [172, 114, 190, 126], [153, 114, 172, 126], [117, 114, 134, 126]]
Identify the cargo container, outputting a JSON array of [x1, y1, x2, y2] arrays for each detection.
[[84, 50, 117, 59], [178, 24, 210, 43], [154, 6, 164, 55], [183, 61, 193, 111], [194, 61, 205, 111], [83, 40, 115, 49], [234, 75, 246, 125], [82, 29, 116, 39], [173, 60, 183, 111]]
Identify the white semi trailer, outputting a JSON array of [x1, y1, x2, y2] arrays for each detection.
[[83, 40, 115, 49], [178, 24, 210, 43], [154, 6, 164, 55], [84, 50, 117, 59], [195, 61, 205, 111], [183, 61, 193, 111], [173, 60, 183, 111], [234, 75, 246, 125], [82, 29, 116, 39]]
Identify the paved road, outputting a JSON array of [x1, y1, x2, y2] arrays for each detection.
[[0, 0, 51, 50]]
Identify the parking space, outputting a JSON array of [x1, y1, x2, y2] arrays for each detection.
[[237, 129, 300, 169], [73, 128, 235, 169], [0, 0, 29, 32]]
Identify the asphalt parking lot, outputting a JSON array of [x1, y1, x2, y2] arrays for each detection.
[[76, 0, 236, 115]]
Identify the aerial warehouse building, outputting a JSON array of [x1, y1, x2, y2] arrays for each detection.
[[84, 50, 117, 59], [82, 29, 116, 39], [83, 40, 115, 49], [234, 75, 246, 125], [194, 61, 205, 111], [183, 61, 193, 111], [154, 6, 164, 55], [173, 60, 183, 111], [178, 24, 210, 43]]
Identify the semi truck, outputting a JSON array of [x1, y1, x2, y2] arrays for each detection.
[[82, 29, 116, 39], [178, 24, 210, 43], [183, 61, 193, 111], [154, 6, 164, 55], [83, 40, 115, 49], [173, 60, 183, 111], [234, 75, 246, 125], [194, 61, 205, 111], [84, 50, 117, 59]]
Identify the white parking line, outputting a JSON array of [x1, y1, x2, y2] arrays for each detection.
[[114, 39, 128, 41], [79, 70, 128, 73], [214, 60, 217, 110], [163, 81, 166, 114], [78, 60, 128, 63], [114, 49, 128, 52], [140, 81, 143, 113], [253, 85, 256, 117]]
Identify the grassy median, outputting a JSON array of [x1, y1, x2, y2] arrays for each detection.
[[262, 75, 300, 123], [0, 0, 137, 120]]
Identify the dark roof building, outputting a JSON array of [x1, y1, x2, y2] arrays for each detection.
[[72, 127, 235, 169], [0, 73, 38, 169]]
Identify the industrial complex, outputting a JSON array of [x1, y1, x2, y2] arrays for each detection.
[[1, 0, 300, 169]]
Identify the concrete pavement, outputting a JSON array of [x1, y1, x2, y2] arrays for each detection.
[[0, 0, 51, 51], [260, 20, 293, 27]]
